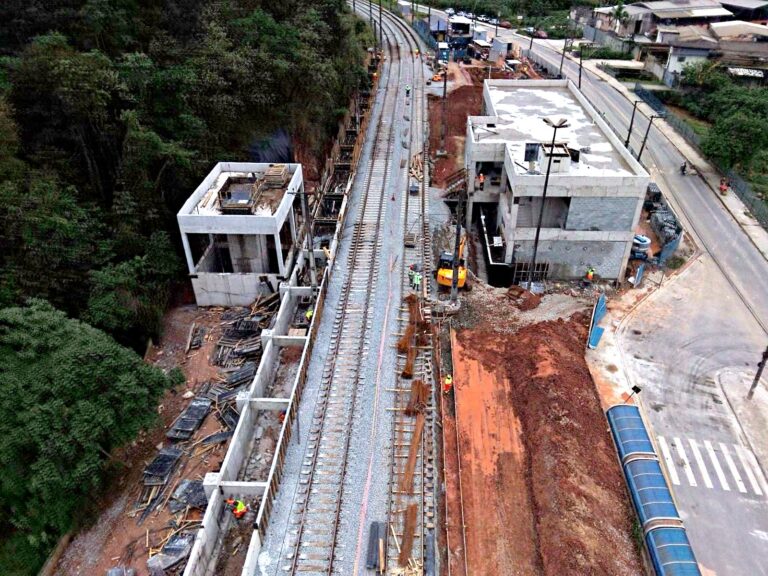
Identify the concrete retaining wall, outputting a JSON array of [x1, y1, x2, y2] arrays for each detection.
[[181, 58, 379, 576]]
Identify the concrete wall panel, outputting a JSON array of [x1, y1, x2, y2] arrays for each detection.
[[566, 197, 641, 231]]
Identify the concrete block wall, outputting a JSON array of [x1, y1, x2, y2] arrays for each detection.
[[566, 197, 641, 231], [514, 238, 629, 279], [191, 273, 280, 307]]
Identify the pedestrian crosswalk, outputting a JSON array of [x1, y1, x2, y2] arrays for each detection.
[[656, 436, 767, 497]]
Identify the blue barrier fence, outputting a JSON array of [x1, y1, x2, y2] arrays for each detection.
[[587, 293, 607, 349]]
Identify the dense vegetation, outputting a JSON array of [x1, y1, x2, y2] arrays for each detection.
[[0, 0, 371, 350], [661, 62, 768, 198], [0, 1, 370, 572], [0, 300, 181, 574]]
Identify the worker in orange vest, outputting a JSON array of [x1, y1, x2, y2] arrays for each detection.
[[443, 374, 453, 394], [478, 173, 485, 190], [585, 266, 595, 282], [225, 498, 248, 520]]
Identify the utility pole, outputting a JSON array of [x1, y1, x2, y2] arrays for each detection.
[[528, 118, 569, 289], [638, 115, 658, 159], [379, 0, 383, 47], [370, 1, 375, 47], [578, 43, 593, 89], [747, 345, 768, 400], [438, 65, 448, 155], [625, 101, 639, 148], [559, 31, 570, 77], [529, 30, 535, 50], [451, 191, 464, 302]]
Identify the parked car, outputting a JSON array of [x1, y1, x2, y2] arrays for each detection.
[[489, 18, 499, 25], [445, 7, 455, 15], [478, 15, 489, 22], [466, 12, 475, 18], [500, 20, 512, 29], [457, 10, 466, 16]]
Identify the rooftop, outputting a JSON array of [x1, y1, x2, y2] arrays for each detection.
[[182, 163, 300, 217], [472, 80, 646, 178]]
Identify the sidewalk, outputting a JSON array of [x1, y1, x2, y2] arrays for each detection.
[[578, 56, 768, 263]]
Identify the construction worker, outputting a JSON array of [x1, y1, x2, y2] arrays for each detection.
[[225, 498, 248, 520], [405, 84, 411, 97], [413, 270, 422, 292], [443, 374, 453, 394], [305, 307, 313, 322], [408, 264, 416, 288], [478, 172, 485, 190], [585, 266, 595, 282]]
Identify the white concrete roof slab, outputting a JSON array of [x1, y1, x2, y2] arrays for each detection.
[[474, 81, 646, 178]]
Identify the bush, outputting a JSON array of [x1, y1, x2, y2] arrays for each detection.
[[0, 300, 178, 573]]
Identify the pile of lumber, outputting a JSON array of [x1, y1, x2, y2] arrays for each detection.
[[409, 152, 424, 182]]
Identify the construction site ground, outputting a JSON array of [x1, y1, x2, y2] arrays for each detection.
[[54, 306, 226, 576], [440, 282, 644, 575], [428, 65, 507, 187]]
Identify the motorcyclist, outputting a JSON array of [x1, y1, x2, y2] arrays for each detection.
[[405, 84, 411, 97], [680, 162, 687, 175]]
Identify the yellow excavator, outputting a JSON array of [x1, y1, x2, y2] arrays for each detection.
[[436, 234, 468, 289]]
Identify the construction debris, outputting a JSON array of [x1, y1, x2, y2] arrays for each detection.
[[143, 448, 183, 486], [166, 397, 212, 441], [146, 532, 195, 575], [168, 480, 208, 514], [366, 521, 387, 574]]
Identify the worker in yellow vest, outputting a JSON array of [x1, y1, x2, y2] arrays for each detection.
[[225, 498, 248, 520]]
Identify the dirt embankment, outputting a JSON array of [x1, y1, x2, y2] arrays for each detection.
[[450, 314, 642, 576], [428, 65, 512, 187]]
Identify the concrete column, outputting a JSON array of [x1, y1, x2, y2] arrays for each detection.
[[181, 232, 195, 274], [274, 233, 285, 276], [289, 203, 297, 245], [228, 235, 269, 273]]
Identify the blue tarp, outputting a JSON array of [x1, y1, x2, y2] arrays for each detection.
[[625, 459, 681, 526], [606, 405, 655, 463], [646, 528, 701, 576]]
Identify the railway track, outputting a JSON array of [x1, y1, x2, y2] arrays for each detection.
[[274, 14, 406, 576], [382, 12, 435, 575]]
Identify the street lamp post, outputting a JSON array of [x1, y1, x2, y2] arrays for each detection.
[[529, 30, 535, 50], [527, 117, 570, 289], [638, 115, 659, 160], [578, 42, 593, 89], [625, 100, 640, 148]]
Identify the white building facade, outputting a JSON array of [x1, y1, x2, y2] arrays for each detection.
[[177, 162, 304, 306], [464, 80, 650, 280]]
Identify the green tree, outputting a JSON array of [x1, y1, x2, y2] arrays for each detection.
[[702, 112, 768, 169], [0, 299, 178, 571]]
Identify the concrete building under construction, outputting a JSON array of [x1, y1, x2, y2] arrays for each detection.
[[464, 79, 650, 281], [177, 162, 305, 306]]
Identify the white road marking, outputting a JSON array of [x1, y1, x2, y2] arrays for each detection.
[[720, 443, 748, 494], [657, 436, 680, 486], [689, 439, 713, 489], [735, 445, 763, 496], [743, 448, 768, 496], [705, 440, 730, 491], [674, 437, 697, 487]]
